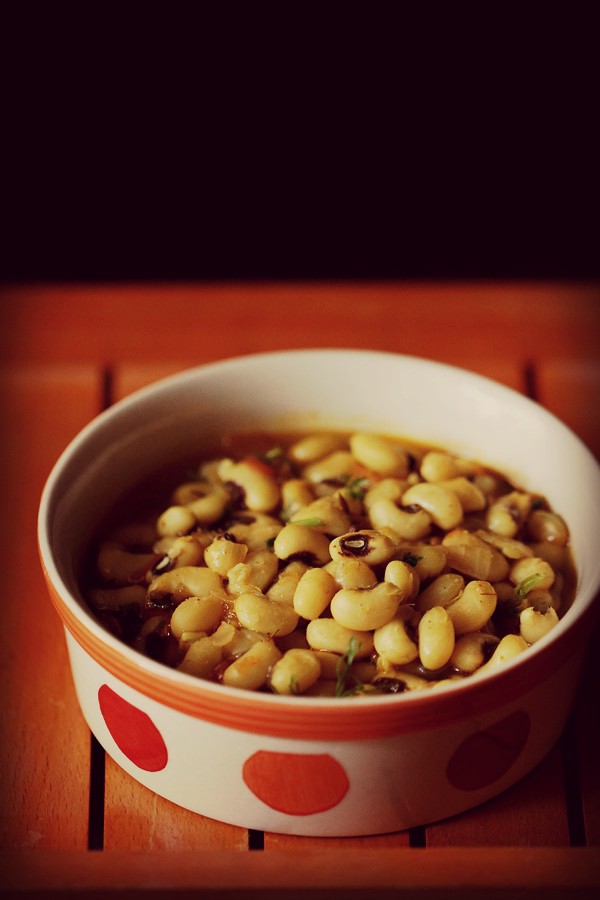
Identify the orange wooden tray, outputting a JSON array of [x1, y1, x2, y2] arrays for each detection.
[[1, 281, 599, 897]]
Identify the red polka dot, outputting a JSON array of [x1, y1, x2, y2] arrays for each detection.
[[446, 710, 530, 791], [98, 684, 168, 772], [242, 751, 349, 815]]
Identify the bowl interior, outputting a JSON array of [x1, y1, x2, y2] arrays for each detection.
[[40, 350, 600, 669]]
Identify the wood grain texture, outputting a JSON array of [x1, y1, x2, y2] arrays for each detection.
[[0, 366, 101, 850], [1, 282, 599, 893]]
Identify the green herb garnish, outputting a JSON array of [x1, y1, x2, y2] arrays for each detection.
[[263, 446, 284, 462], [289, 517, 324, 527], [401, 551, 423, 567], [515, 572, 545, 603], [344, 476, 370, 501], [335, 637, 363, 697]]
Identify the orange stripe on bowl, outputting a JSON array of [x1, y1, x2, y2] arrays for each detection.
[[44, 576, 597, 741]]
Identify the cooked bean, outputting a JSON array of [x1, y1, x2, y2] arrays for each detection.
[[293, 567, 338, 619], [418, 573, 465, 612], [288, 433, 348, 464], [226, 549, 279, 595], [418, 606, 455, 670], [148, 565, 226, 605], [222, 639, 282, 690], [301, 450, 356, 484], [510, 556, 556, 592], [329, 529, 396, 566], [368, 498, 432, 540], [520, 606, 559, 643], [330, 581, 402, 631], [290, 494, 352, 536], [269, 648, 322, 695], [204, 536, 248, 576], [475, 634, 528, 674], [170, 595, 224, 640], [156, 505, 197, 537], [442, 529, 510, 582], [349, 433, 409, 477], [305, 618, 374, 658], [402, 483, 463, 531], [527, 509, 569, 546], [439, 477, 486, 513], [273, 523, 331, 566], [218, 457, 280, 513], [177, 636, 223, 677], [234, 591, 299, 636], [373, 607, 419, 666], [450, 632, 499, 674], [96, 542, 157, 585], [383, 560, 419, 603], [267, 561, 310, 605], [445, 580, 497, 635], [324, 557, 377, 591]]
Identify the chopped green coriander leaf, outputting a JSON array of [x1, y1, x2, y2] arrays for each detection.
[[263, 446, 284, 461], [288, 674, 300, 695], [345, 476, 370, 500], [335, 636, 363, 697], [515, 572, 545, 603], [401, 551, 423, 567], [289, 517, 324, 527]]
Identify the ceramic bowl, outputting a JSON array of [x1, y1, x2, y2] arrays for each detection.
[[38, 350, 600, 836]]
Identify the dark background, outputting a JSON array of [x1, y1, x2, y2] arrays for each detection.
[[2, 5, 598, 285]]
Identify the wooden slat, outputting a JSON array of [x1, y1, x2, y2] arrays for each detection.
[[1, 282, 599, 367], [426, 746, 569, 846], [2, 847, 600, 896], [0, 366, 101, 850], [103, 758, 247, 851]]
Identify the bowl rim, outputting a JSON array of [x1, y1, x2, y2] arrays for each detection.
[[38, 349, 600, 739]]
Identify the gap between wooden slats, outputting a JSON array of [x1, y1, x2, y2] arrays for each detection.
[[0, 365, 101, 851]]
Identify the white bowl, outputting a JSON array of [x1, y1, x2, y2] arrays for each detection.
[[38, 350, 600, 835]]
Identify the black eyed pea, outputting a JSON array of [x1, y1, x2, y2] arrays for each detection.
[[397, 542, 448, 581], [110, 520, 158, 547], [445, 579, 497, 635], [281, 478, 315, 519], [227, 515, 282, 552], [96, 542, 158, 586], [401, 482, 464, 531], [267, 561, 310, 605], [273, 523, 332, 566], [305, 618, 374, 658], [364, 478, 407, 510], [519, 605, 559, 643], [383, 560, 420, 603], [269, 648, 322, 695], [170, 595, 225, 641], [88, 584, 147, 612], [417, 572, 465, 612], [526, 509, 570, 546], [186, 486, 230, 526], [528, 541, 568, 572], [217, 457, 280, 513], [418, 606, 455, 670], [226, 549, 279, 595], [329, 529, 397, 566], [349, 432, 410, 477], [474, 529, 534, 560], [163, 535, 207, 569], [287, 433, 348, 464], [474, 633, 529, 675], [324, 557, 377, 590], [420, 451, 472, 482], [373, 606, 419, 666], [438, 477, 487, 513], [204, 536, 249, 577], [148, 565, 227, 606], [510, 556, 556, 592], [177, 636, 223, 677], [290, 495, 352, 537], [450, 632, 500, 674], [222, 626, 267, 660], [485, 490, 533, 538], [301, 450, 356, 484], [156, 504, 197, 537], [221, 639, 282, 690], [368, 498, 432, 541], [293, 567, 338, 619], [234, 591, 300, 636], [441, 529, 510, 582], [330, 581, 402, 631]]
